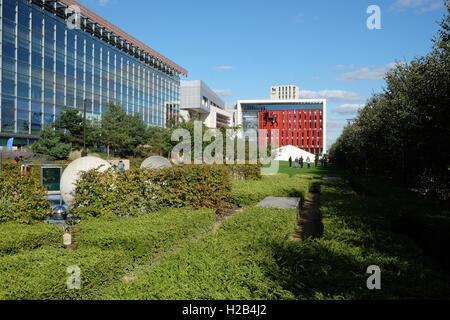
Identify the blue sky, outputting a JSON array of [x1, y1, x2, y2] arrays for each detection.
[[78, 0, 447, 146]]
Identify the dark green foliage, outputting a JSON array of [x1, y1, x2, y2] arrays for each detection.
[[0, 223, 62, 256], [75, 208, 215, 262], [55, 106, 100, 150], [31, 125, 72, 161], [0, 163, 52, 223], [347, 175, 450, 269], [329, 5, 450, 195], [71, 164, 232, 218]]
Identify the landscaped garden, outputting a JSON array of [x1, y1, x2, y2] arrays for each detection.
[[0, 160, 448, 300]]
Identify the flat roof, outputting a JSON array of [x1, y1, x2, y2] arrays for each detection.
[[58, 0, 187, 76], [238, 99, 326, 104]]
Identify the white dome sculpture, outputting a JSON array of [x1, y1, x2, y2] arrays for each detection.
[[140, 156, 173, 170], [60, 156, 112, 208]]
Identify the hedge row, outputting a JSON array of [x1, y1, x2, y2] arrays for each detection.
[[0, 163, 52, 223], [0, 247, 128, 300], [75, 208, 215, 263], [0, 223, 63, 256], [229, 163, 262, 180], [108, 206, 299, 299], [72, 164, 232, 218], [231, 174, 312, 207]]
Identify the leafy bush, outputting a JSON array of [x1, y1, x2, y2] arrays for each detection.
[[71, 164, 232, 218], [0, 247, 128, 300], [231, 174, 311, 207], [75, 208, 215, 262], [0, 163, 52, 223], [0, 223, 62, 256], [229, 163, 262, 180], [109, 207, 299, 300]]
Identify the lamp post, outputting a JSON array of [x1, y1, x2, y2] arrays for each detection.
[[81, 99, 88, 157]]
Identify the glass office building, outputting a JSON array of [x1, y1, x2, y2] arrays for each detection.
[[0, 0, 187, 146]]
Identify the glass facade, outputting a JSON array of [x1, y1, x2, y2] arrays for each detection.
[[0, 0, 183, 142]]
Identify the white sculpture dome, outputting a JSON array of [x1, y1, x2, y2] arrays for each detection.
[[140, 156, 173, 170], [60, 156, 112, 208]]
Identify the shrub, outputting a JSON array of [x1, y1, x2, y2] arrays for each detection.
[[75, 208, 215, 262], [0, 164, 52, 223], [231, 174, 311, 207], [0, 247, 128, 300], [0, 223, 63, 256], [109, 207, 299, 300], [71, 164, 232, 218], [229, 163, 262, 180]]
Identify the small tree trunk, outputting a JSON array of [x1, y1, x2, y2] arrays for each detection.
[[107, 144, 110, 159]]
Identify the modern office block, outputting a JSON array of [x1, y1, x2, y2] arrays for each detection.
[[0, 0, 186, 146]]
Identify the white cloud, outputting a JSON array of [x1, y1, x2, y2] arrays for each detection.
[[99, 0, 110, 6], [390, 0, 444, 12], [334, 64, 355, 70], [332, 104, 365, 115], [213, 89, 232, 98], [299, 90, 366, 102], [326, 118, 347, 132], [216, 66, 234, 70], [336, 63, 396, 82]]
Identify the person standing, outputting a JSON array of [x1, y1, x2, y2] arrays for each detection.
[[306, 156, 311, 169], [299, 156, 304, 169], [295, 157, 299, 169], [118, 160, 126, 172], [315, 154, 319, 167], [289, 156, 293, 168]]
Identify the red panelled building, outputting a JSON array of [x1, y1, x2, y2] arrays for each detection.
[[238, 100, 327, 155]]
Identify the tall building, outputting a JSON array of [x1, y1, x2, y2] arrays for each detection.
[[0, 0, 187, 147], [270, 85, 299, 100], [237, 99, 327, 155], [180, 80, 233, 128]]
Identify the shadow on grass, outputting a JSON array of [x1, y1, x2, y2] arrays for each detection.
[[259, 179, 450, 300]]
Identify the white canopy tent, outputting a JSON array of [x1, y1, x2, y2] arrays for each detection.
[[273, 145, 317, 162]]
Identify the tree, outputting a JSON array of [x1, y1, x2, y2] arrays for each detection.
[[55, 106, 101, 152], [120, 113, 149, 157], [100, 103, 129, 158], [329, 3, 450, 194], [143, 125, 172, 157], [32, 125, 72, 160], [55, 106, 84, 150]]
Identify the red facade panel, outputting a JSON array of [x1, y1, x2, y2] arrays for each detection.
[[258, 108, 324, 155]]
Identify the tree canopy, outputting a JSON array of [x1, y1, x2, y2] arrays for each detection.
[[329, 3, 450, 196]]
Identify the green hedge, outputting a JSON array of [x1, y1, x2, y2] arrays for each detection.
[[231, 174, 312, 207], [0, 163, 52, 223], [108, 206, 299, 299], [72, 164, 232, 218], [0, 223, 63, 256], [229, 163, 262, 180], [75, 208, 215, 262], [0, 247, 128, 300]]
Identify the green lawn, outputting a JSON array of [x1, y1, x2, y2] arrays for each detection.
[[267, 160, 344, 178]]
